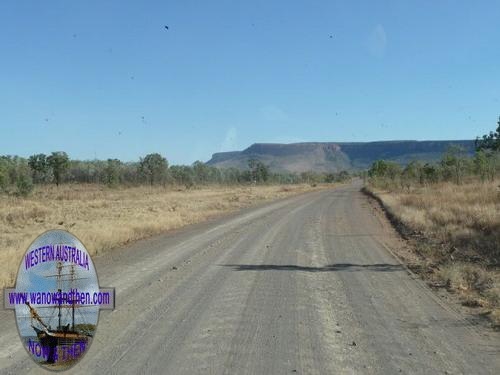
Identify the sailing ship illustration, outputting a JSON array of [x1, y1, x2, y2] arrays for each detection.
[[24, 261, 95, 364]]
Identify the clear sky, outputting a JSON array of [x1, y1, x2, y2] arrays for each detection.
[[1, 1, 499, 165]]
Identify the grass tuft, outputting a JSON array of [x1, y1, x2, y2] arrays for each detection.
[[366, 179, 500, 327]]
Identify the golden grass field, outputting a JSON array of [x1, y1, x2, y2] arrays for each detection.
[[0, 183, 326, 289], [367, 179, 500, 326]]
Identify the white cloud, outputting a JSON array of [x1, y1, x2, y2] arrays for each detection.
[[220, 127, 238, 151], [368, 24, 387, 58]]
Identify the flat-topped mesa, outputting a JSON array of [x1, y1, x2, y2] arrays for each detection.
[[241, 142, 342, 156], [206, 140, 475, 173]]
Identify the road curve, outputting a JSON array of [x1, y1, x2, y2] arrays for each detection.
[[1, 182, 498, 374]]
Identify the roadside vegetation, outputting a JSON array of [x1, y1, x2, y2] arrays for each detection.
[[365, 118, 500, 327], [0, 153, 350, 289], [0, 152, 350, 196]]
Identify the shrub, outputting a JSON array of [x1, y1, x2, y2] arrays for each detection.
[[440, 263, 493, 293], [16, 175, 33, 197]]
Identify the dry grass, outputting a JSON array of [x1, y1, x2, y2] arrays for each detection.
[[0, 183, 327, 289], [376, 180, 500, 263], [368, 179, 500, 327]]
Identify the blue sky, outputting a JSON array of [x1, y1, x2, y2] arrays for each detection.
[[1, 1, 499, 165]]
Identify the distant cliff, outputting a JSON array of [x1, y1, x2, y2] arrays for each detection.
[[206, 141, 475, 172]]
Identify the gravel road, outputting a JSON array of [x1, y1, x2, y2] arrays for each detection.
[[1, 182, 498, 374]]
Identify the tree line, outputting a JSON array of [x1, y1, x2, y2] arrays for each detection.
[[10, 117, 497, 196], [0, 152, 351, 196], [367, 117, 500, 189]]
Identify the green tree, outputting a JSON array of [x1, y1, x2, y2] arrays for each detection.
[[368, 160, 402, 189], [170, 165, 195, 188], [103, 159, 122, 186], [475, 116, 500, 152], [1, 155, 21, 185], [473, 150, 497, 182], [421, 163, 439, 184], [28, 153, 49, 183], [0, 157, 8, 191], [219, 167, 241, 184], [441, 145, 468, 184], [401, 161, 423, 190], [139, 153, 168, 186], [206, 165, 222, 184], [248, 159, 269, 183], [368, 160, 401, 180], [192, 161, 210, 184], [16, 174, 33, 197], [248, 159, 259, 183], [47, 152, 70, 186], [255, 162, 269, 183]]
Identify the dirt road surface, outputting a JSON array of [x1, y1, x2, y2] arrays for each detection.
[[1, 182, 498, 374]]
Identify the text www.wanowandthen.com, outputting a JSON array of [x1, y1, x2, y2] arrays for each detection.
[[8, 289, 111, 306]]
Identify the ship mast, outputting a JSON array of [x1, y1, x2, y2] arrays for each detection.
[[57, 261, 63, 330], [25, 302, 50, 332]]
